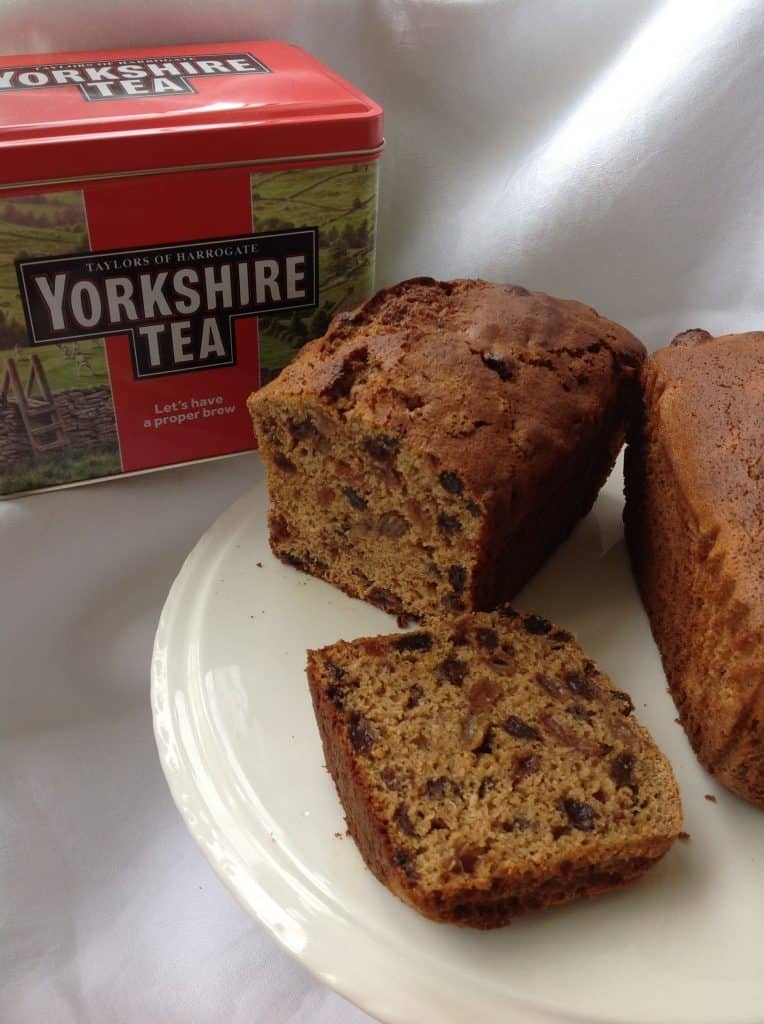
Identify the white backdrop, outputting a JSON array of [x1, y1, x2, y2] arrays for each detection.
[[1, 2, 762, 1022]]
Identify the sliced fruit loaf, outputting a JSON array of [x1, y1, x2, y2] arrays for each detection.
[[307, 606, 682, 928], [249, 277, 645, 618]]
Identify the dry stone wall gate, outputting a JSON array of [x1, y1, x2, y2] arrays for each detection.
[[1, 355, 69, 455], [0, 356, 119, 471]]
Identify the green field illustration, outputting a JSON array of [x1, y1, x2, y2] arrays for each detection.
[[1, 451, 122, 495], [0, 191, 107, 386], [0, 191, 118, 495], [251, 160, 379, 382]]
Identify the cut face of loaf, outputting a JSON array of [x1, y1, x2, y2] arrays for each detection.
[[249, 278, 645, 619], [307, 607, 682, 928], [625, 329, 764, 806]]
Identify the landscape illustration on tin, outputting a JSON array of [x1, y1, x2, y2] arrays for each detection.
[[0, 191, 120, 496], [251, 161, 378, 384]]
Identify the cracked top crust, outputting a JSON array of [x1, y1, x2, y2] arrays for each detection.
[[251, 278, 645, 497], [645, 330, 764, 622]]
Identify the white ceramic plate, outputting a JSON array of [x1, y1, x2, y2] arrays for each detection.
[[152, 455, 764, 1024]]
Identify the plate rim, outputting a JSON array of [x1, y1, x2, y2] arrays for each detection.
[[151, 482, 763, 1024], [150, 493, 597, 1024]]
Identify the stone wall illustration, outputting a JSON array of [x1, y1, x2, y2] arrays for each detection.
[[0, 386, 118, 468]]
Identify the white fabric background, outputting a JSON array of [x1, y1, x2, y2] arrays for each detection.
[[1, 2, 761, 1021]]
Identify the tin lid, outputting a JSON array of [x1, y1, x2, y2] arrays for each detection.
[[0, 40, 383, 188]]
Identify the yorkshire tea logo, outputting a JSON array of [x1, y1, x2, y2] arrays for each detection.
[[0, 53, 269, 100], [16, 229, 317, 378]]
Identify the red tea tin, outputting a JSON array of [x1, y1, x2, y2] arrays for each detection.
[[0, 41, 383, 496]]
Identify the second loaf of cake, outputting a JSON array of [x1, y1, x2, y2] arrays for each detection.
[[625, 329, 764, 806], [249, 278, 645, 618]]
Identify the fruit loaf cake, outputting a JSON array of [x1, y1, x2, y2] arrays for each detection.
[[307, 606, 682, 927], [625, 329, 764, 807], [248, 278, 645, 619]]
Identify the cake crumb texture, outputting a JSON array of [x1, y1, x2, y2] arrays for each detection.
[[307, 606, 682, 928]]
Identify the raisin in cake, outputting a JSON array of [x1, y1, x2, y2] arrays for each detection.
[[625, 329, 764, 807], [248, 278, 645, 619], [307, 607, 681, 928]]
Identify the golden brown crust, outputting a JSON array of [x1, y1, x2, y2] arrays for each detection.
[[625, 330, 764, 806], [307, 608, 681, 928], [249, 278, 646, 616], [254, 278, 644, 498]]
